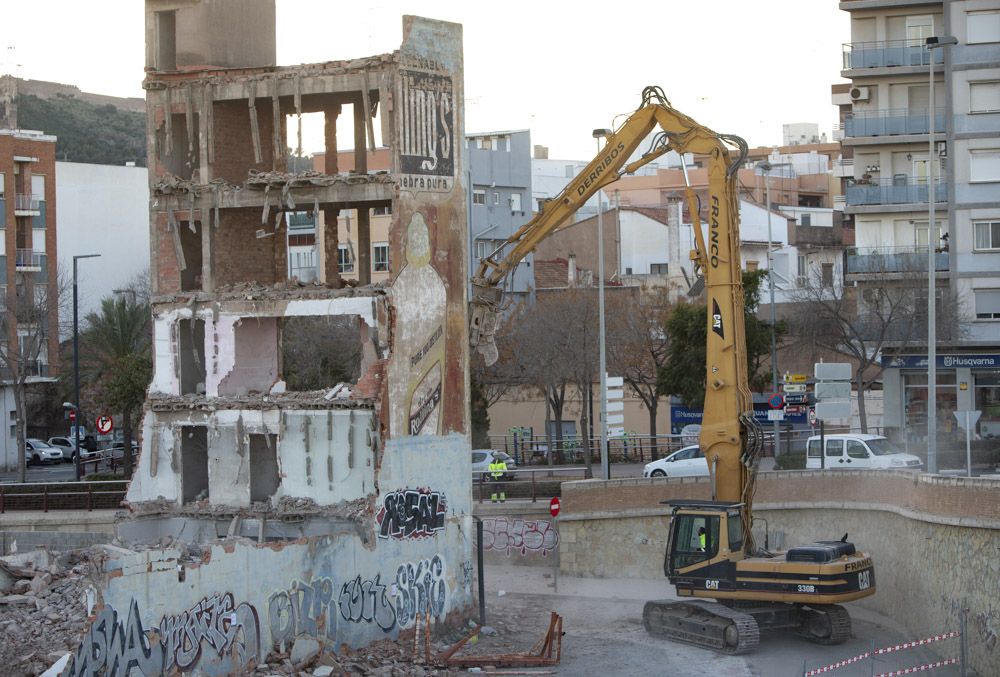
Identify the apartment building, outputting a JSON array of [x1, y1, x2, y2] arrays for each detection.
[[840, 0, 1000, 439]]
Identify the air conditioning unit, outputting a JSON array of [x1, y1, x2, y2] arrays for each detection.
[[850, 86, 871, 102]]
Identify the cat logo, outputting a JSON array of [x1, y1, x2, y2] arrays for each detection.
[[705, 579, 720, 590], [711, 299, 724, 339]]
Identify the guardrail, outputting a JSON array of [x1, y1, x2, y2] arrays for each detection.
[[473, 467, 591, 504], [0, 480, 129, 513], [803, 624, 965, 676]]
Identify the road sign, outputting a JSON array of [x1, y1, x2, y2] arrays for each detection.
[[782, 383, 807, 393], [609, 427, 626, 437], [549, 497, 561, 518], [606, 376, 624, 388], [767, 409, 785, 421], [786, 373, 809, 383], [784, 405, 802, 415], [815, 362, 852, 381], [768, 393, 784, 409], [815, 382, 851, 400], [606, 400, 624, 412], [606, 414, 624, 425], [96, 415, 113, 435], [69, 410, 76, 422], [808, 408, 817, 427], [815, 401, 851, 420], [784, 393, 808, 404]]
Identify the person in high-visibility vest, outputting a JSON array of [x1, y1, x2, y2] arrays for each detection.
[[489, 456, 508, 503], [698, 527, 707, 552]]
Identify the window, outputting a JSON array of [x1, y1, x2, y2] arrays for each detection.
[[0, 172, 4, 198], [745, 260, 758, 272], [669, 514, 719, 572], [510, 193, 522, 212], [906, 15, 934, 46], [338, 244, 354, 273], [472, 189, 486, 205], [822, 262, 834, 288], [492, 191, 500, 205], [975, 290, 1000, 319], [847, 440, 870, 459], [372, 204, 392, 216], [797, 254, 807, 286], [970, 82, 1000, 113], [649, 263, 668, 275], [373, 243, 389, 272], [970, 150, 1000, 183], [800, 212, 812, 226], [476, 238, 504, 261], [915, 220, 944, 248], [975, 221, 1000, 250], [968, 10, 1000, 44], [726, 511, 742, 553]]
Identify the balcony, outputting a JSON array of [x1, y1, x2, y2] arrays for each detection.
[[846, 177, 945, 206], [15, 249, 44, 271], [846, 246, 948, 275], [842, 40, 943, 70], [286, 211, 316, 230], [832, 158, 853, 178], [14, 193, 40, 215], [844, 108, 943, 138]]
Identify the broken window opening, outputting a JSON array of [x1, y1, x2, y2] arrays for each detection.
[[157, 113, 200, 179], [281, 315, 363, 392], [181, 426, 209, 504], [219, 317, 280, 397], [155, 11, 177, 72], [178, 318, 206, 396], [178, 220, 203, 291], [249, 433, 280, 503], [285, 112, 324, 171]]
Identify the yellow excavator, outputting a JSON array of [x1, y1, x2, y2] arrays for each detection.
[[469, 86, 876, 653]]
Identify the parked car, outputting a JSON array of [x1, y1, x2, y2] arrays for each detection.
[[25, 438, 64, 465], [643, 445, 709, 478], [104, 441, 140, 466], [47, 436, 101, 462], [805, 434, 923, 470], [471, 449, 517, 481]]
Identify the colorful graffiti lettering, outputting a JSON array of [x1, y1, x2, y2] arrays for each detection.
[[338, 574, 397, 632], [69, 599, 162, 677], [159, 593, 260, 672], [394, 554, 448, 628], [268, 577, 337, 651], [376, 489, 447, 540], [482, 517, 560, 557], [69, 595, 261, 676]]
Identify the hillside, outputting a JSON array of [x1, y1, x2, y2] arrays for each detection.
[[17, 93, 147, 167]]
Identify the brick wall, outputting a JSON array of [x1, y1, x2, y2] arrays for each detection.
[[212, 208, 282, 286], [211, 99, 277, 183]]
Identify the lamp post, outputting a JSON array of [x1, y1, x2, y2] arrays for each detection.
[[593, 128, 612, 480], [72, 253, 100, 481], [758, 162, 781, 457], [924, 35, 956, 475]]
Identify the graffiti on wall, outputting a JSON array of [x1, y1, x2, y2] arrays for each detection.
[[482, 517, 560, 557], [376, 489, 447, 540], [268, 577, 337, 651], [394, 554, 448, 628], [461, 560, 474, 591], [339, 574, 397, 632], [69, 595, 260, 676]]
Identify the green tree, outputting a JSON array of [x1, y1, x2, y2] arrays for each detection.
[[658, 270, 783, 409], [81, 296, 152, 478], [470, 374, 491, 448]]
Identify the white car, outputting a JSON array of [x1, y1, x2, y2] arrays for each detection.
[[471, 449, 517, 481], [805, 434, 923, 470], [25, 439, 64, 465], [643, 445, 709, 478], [48, 436, 101, 462]]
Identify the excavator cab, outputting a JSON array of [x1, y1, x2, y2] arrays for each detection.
[[664, 501, 744, 585]]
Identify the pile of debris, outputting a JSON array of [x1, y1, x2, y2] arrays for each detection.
[[0, 549, 94, 677], [253, 639, 463, 676]]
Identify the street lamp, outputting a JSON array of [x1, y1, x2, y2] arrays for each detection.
[[72, 253, 100, 481], [593, 127, 612, 480], [925, 35, 957, 475], [758, 162, 781, 457]]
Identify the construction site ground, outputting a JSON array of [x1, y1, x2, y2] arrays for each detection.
[[479, 564, 966, 677]]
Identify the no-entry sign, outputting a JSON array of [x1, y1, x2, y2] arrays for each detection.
[[96, 415, 114, 435], [549, 497, 561, 518]]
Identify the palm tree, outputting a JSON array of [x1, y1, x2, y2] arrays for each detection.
[[80, 295, 151, 478]]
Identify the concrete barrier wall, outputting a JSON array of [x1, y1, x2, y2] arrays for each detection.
[[474, 505, 560, 566], [558, 471, 1000, 676], [0, 510, 118, 554]]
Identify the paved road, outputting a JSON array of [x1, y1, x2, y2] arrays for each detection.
[[0, 459, 114, 484], [482, 564, 963, 677]]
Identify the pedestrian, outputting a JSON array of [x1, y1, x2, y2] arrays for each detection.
[[489, 454, 508, 503]]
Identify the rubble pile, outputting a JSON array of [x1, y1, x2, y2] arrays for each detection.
[[254, 639, 462, 677], [0, 549, 94, 677]]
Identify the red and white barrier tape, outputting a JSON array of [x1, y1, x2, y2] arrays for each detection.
[[875, 656, 959, 677], [874, 631, 959, 655], [804, 630, 959, 676]]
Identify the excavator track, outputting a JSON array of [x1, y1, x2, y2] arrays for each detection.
[[798, 604, 851, 645], [643, 599, 760, 654]]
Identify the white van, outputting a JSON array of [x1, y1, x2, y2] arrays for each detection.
[[805, 434, 923, 471]]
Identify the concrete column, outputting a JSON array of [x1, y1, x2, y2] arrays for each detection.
[[357, 208, 371, 285], [353, 98, 367, 174], [200, 212, 213, 292], [320, 207, 341, 287], [324, 105, 341, 174]]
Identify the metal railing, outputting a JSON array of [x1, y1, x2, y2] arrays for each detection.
[[472, 467, 591, 504], [14, 193, 40, 211], [14, 248, 44, 268], [846, 177, 946, 206], [488, 433, 695, 465], [844, 108, 944, 137], [842, 40, 943, 70], [0, 480, 129, 513]]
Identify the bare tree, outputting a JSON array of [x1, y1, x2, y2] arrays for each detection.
[[1, 268, 68, 480], [787, 256, 964, 432], [607, 292, 671, 453]]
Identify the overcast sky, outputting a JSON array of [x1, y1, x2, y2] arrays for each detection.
[[1, 0, 850, 160]]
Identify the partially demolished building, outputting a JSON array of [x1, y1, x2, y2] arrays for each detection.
[[69, 3, 471, 674]]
